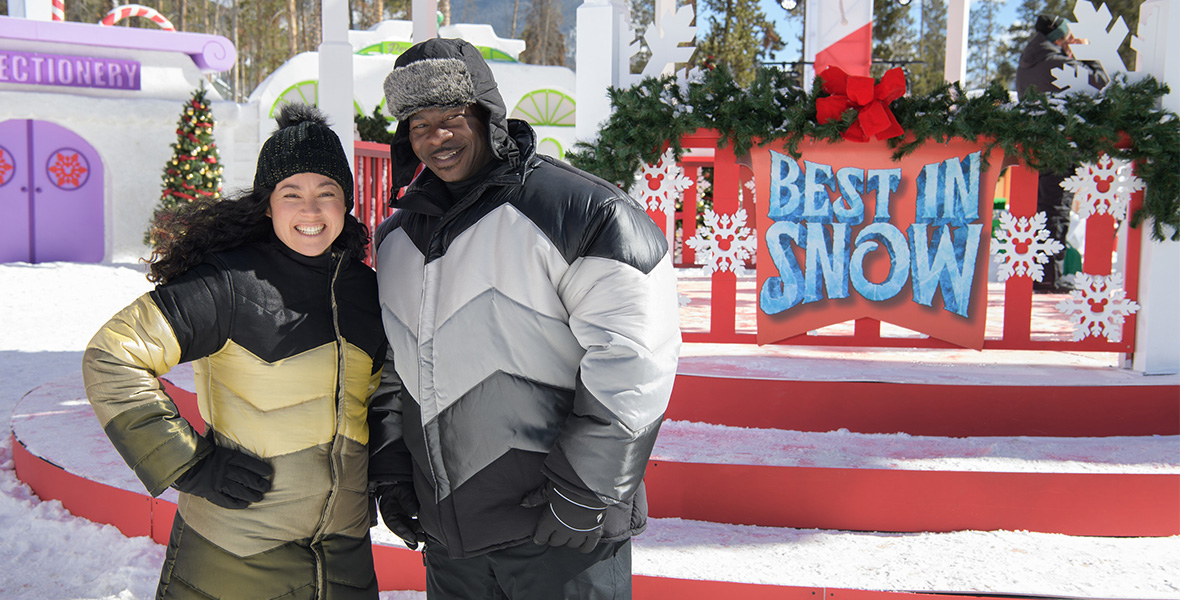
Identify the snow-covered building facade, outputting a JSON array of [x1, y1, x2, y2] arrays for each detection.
[[0, 13, 576, 264]]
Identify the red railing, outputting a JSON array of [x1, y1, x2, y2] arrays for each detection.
[[354, 141, 397, 254], [353, 133, 1143, 353]]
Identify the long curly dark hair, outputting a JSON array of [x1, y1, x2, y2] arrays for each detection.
[[146, 187, 369, 284]]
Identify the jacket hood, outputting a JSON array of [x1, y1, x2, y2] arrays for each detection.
[[388, 119, 537, 218], [385, 38, 519, 191]]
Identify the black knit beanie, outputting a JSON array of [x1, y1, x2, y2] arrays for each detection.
[[254, 103, 354, 210], [1035, 14, 1070, 42]]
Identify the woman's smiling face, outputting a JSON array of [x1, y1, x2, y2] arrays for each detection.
[[267, 172, 346, 257]]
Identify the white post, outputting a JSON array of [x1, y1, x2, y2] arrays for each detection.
[[1130, 0, 1180, 375], [802, 0, 818, 89], [319, 0, 354, 171], [944, 0, 970, 84], [575, 0, 623, 144], [654, 0, 674, 35], [413, 0, 439, 42], [8, 0, 52, 20]]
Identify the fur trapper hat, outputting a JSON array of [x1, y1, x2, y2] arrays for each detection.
[[254, 103, 354, 210], [382, 38, 518, 189], [383, 56, 477, 121]]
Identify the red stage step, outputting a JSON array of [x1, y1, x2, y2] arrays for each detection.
[[11, 360, 1180, 598], [673, 346, 1180, 437]]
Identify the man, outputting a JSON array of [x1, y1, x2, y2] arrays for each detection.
[[368, 38, 681, 599], [1015, 14, 1109, 293]]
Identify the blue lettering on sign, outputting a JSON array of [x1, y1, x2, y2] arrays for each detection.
[[760, 150, 984, 317]]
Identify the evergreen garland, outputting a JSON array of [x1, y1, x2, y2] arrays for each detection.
[[567, 65, 1180, 241], [147, 87, 224, 246]]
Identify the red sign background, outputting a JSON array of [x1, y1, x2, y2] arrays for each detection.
[[752, 138, 1004, 349]]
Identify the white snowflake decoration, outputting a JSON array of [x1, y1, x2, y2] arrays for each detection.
[[632, 148, 693, 213], [991, 211, 1065, 282], [1068, 2, 1136, 79], [1060, 154, 1144, 221], [685, 208, 757, 276], [742, 178, 756, 204], [1055, 273, 1140, 342], [627, 4, 697, 82], [1050, 63, 1099, 96]]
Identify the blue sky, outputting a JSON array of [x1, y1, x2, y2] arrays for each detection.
[[749, 0, 1022, 63]]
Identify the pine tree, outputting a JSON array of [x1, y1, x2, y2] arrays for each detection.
[[966, 0, 1003, 89], [148, 87, 224, 245], [355, 105, 394, 144], [520, 0, 567, 66], [872, 0, 917, 78], [910, 0, 947, 96], [696, 0, 782, 88]]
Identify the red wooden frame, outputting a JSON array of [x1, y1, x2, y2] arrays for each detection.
[[352, 133, 1145, 353]]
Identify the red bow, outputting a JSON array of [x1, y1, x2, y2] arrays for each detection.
[[815, 66, 907, 142]]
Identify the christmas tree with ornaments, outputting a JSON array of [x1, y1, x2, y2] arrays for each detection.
[[148, 86, 224, 245]]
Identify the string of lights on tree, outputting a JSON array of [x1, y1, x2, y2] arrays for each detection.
[[149, 86, 224, 245]]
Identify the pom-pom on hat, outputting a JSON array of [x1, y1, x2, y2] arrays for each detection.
[[1035, 14, 1070, 42], [254, 103, 354, 210]]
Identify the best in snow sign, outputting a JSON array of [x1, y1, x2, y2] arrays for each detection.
[[752, 138, 1004, 350]]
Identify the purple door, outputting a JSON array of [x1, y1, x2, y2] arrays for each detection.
[[0, 119, 104, 263]]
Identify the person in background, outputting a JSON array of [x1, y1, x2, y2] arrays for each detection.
[[368, 38, 681, 600], [1015, 14, 1110, 293], [82, 104, 386, 599]]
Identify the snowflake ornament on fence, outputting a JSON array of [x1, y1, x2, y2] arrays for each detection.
[[1060, 154, 1143, 221], [1055, 273, 1140, 342], [632, 148, 693, 213], [1068, 2, 1138, 81], [685, 208, 757, 277], [1050, 63, 1100, 96], [742, 178, 756, 204], [991, 211, 1065, 282], [621, 4, 698, 88]]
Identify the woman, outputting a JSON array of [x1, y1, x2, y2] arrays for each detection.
[[82, 104, 387, 599]]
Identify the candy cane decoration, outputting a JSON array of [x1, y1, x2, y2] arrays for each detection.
[[100, 4, 176, 31], [51, 0, 64, 21]]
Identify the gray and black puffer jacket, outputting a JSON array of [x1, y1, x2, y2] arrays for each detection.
[[369, 44, 680, 560]]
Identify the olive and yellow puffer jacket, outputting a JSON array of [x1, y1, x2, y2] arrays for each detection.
[[83, 235, 387, 599]]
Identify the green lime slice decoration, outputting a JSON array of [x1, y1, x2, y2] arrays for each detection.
[[510, 89, 575, 127]]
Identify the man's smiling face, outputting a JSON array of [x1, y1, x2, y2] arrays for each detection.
[[407, 105, 493, 183]]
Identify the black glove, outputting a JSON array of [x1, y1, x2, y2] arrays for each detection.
[[376, 482, 425, 550], [521, 481, 607, 553], [172, 444, 273, 510]]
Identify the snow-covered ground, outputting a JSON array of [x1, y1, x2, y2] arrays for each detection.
[[1, 262, 1178, 599]]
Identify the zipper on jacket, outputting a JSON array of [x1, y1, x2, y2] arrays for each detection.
[[310, 250, 347, 600]]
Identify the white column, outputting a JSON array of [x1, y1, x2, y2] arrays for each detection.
[[653, 0, 674, 34], [1130, 0, 1180, 375], [413, 0, 439, 42], [8, 0, 52, 20], [575, 0, 623, 144], [944, 0, 970, 84], [319, 0, 354, 170], [802, 0, 818, 88]]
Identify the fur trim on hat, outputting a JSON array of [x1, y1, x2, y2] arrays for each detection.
[[383, 58, 477, 121]]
